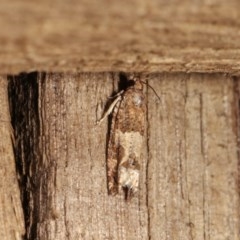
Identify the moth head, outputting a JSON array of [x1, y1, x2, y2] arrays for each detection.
[[127, 75, 143, 90], [132, 76, 143, 91]]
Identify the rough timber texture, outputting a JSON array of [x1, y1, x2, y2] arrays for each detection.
[[8, 73, 40, 240], [147, 73, 239, 240], [9, 73, 148, 240], [1, 1, 240, 74], [0, 77, 25, 240], [8, 72, 239, 240], [36, 73, 148, 240]]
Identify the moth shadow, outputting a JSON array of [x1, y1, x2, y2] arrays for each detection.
[[118, 72, 135, 91]]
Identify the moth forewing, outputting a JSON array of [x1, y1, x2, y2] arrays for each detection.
[[105, 78, 146, 200]]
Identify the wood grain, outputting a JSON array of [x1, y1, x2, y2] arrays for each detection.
[[8, 72, 240, 239], [35, 73, 147, 239], [147, 73, 239, 240], [1, 1, 240, 74], [0, 76, 25, 240]]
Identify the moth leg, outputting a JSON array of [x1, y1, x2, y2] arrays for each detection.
[[107, 90, 124, 99], [97, 94, 122, 125]]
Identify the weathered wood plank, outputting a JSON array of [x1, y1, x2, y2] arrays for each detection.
[[0, 77, 25, 240], [10, 73, 148, 240], [0, 1, 240, 74], [147, 73, 239, 240], [147, 73, 188, 239], [8, 72, 239, 239]]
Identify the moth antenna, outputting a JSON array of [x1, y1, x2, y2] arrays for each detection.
[[139, 80, 161, 102]]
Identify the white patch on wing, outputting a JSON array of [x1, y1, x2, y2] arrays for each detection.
[[117, 130, 143, 162], [116, 130, 143, 193], [118, 166, 139, 193]]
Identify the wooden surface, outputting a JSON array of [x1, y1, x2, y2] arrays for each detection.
[[1, 1, 240, 74], [0, 77, 25, 240], [7, 72, 239, 240], [36, 73, 149, 240], [147, 73, 239, 240], [2, 1, 240, 239]]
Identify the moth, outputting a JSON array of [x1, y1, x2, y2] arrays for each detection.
[[98, 76, 146, 200]]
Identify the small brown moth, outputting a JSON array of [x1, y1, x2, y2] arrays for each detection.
[[98, 76, 146, 200]]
